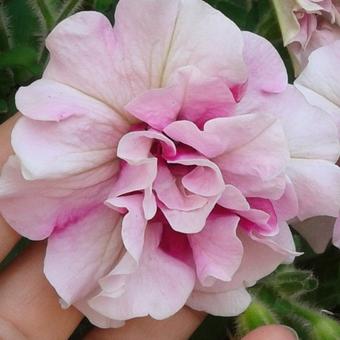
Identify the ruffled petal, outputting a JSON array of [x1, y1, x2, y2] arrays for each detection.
[[89, 223, 195, 320], [160, 196, 219, 234], [189, 214, 243, 286], [169, 153, 225, 197], [117, 130, 176, 164], [214, 117, 289, 183], [106, 194, 147, 262], [295, 40, 340, 135], [236, 85, 340, 162], [293, 216, 335, 253], [287, 159, 340, 220], [43, 0, 246, 114], [153, 163, 207, 211], [187, 287, 251, 316], [74, 299, 125, 329], [0, 157, 117, 240], [44, 206, 123, 306], [164, 113, 281, 158], [12, 113, 126, 180]]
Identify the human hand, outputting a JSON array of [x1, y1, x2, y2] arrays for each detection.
[[0, 116, 297, 340]]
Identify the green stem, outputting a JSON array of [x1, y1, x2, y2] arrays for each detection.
[[56, 0, 84, 23], [0, 5, 12, 50], [35, 0, 55, 31]]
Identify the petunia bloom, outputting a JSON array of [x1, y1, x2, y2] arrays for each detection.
[[0, 0, 340, 327], [273, 0, 340, 74], [295, 40, 340, 251]]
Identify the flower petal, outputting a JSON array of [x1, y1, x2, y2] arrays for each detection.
[[160, 196, 219, 234], [333, 218, 340, 248], [187, 287, 251, 317], [189, 214, 243, 286], [117, 130, 176, 165], [242, 31, 287, 93], [293, 216, 335, 253], [44, 206, 123, 306], [287, 159, 340, 220], [153, 163, 207, 211], [214, 117, 289, 182], [89, 223, 195, 320], [169, 153, 225, 197], [295, 40, 340, 134], [74, 299, 124, 328], [164, 113, 280, 158], [236, 85, 340, 162], [12, 115, 125, 180], [44, 0, 246, 114], [218, 185, 249, 211], [0, 157, 117, 240], [106, 194, 147, 262]]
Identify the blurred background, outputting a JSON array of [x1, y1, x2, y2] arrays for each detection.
[[0, 1, 339, 339]]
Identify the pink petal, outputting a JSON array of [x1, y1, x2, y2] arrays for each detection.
[[0, 157, 116, 240], [333, 218, 340, 248], [219, 171, 287, 200], [89, 223, 195, 320], [295, 40, 340, 136], [44, 206, 123, 305], [249, 222, 301, 258], [293, 216, 335, 253], [125, 86, 182, 130], [214, 116, 289, 182], [169, 153, 225, 197], [218, 185, 249, 211], [287, 159, 340, 220], [160, 196, 219, 234], [117, 130, 176, 164], [44, 0, 246, 113], [106, 194, 147, 262], [242, 31, 287, 93], [187, 287, 251, 317], [272, 176, 299, 221], [143, 186, 157, 220], [175, 67, 236, 126], [12, 114, 125, 180], [197, 224, 296, 293], [164, 113, 279, 158], [153, 163, 207, 211], [158, 0, 247, 86], [189, 214, 243, 286], [109, 160, 157, 197], [74, 299, 124, 328], [236, 85, 340, 162]]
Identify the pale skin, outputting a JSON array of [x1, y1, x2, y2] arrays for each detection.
[[0, 115, 297, 339]]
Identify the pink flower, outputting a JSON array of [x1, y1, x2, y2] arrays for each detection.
[[274, 0, 340, 73], [0, 0, 339, 327], [294, 40, 340, 251]]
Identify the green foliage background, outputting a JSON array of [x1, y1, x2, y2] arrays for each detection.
[[0, 0, 339, 339]]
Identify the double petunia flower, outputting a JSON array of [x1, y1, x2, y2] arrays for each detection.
[[0, 0, 339, 328]]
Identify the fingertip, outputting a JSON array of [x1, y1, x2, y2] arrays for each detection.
[[242, 324, 298, 340]]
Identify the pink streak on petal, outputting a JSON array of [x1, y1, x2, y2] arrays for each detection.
[[89, 223, 195, 320], [189, 214, 243, 286]]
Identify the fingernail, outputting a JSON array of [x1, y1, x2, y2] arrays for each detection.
[[281, 325, 299, 340]]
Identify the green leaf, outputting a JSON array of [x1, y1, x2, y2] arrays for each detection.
[[0, 46, 39, 72]]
